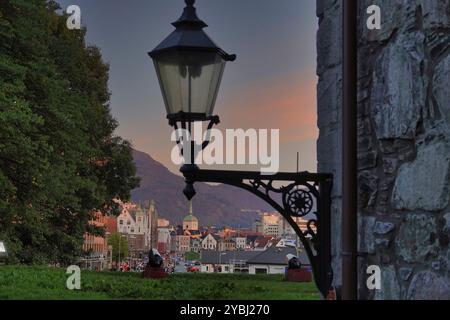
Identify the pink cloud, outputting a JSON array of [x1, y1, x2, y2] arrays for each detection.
[[217, 74, 318, 142]]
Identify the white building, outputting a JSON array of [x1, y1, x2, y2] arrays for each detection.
[[278, 217, 316, 239], [254, 212, 282, 237], [247, 247, 309, 275], [201, 234, 217, 250], [200, 251, 258, 274], [117, 200, 158, 251], [234, 237, 246, 250], [199, 247, 310, 275], [158, 228, 171, 245]]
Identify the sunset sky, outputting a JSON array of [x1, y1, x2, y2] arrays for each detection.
[[57, 0, 318, 174]]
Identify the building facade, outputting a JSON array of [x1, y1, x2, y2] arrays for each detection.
[[116, 200, 159, 253], [234, 237, 247, 250], [201, 233, 218, 250], [190, 238, 202, 253], [217, 238, 236, 252], [175, 235, 190, 253], [82, 211, 112, 270]]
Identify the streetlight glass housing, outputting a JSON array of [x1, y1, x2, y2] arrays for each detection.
[[148, 0, 236, 123]]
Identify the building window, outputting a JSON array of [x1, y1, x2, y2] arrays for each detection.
[[119, 220, 123, 225]]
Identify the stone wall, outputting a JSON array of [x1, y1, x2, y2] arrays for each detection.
[[317, 0, 450, 299]]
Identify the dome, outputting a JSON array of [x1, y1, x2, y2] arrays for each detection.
[[183, 200, 198, 223], [184, 214, 198, 223]]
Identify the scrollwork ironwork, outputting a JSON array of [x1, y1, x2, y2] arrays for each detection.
[[180, 167, 333, 298]]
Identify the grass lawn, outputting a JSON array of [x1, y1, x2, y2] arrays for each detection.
[[0, 265, 320, 300]]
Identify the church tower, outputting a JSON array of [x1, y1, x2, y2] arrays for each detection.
[[183, 200, 198, 231]]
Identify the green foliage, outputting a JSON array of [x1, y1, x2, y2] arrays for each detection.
[[0, 265, 320, 300], [0, 0, 140, 264], [107, 233, 129, 262], [184, 251, 200, 261]]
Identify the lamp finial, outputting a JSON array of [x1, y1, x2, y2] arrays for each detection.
[[185, 0, 195, 7]]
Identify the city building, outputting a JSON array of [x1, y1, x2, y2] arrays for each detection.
[[200, 247, 310, 275], [253, 212, 316, 239], [253, 212, 281, 237], [234, 237, 247, 250], [116, 200, 159, 252], [158, 218, 170, 228], [175, 226, 191, 253], [190, 238, 202, 253], [247, 247, 309, 275], [157, 227, 171, 254], [82, 211, 112, 270], [183, 200, 199, 231], [200, 251, 259, 274], [217, 238, 236, 252], [253, 236, 275, 251], [201, 233, 217, 250], [127, 234, 145, 257]]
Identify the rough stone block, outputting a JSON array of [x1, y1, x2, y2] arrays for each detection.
[[358, 171, 379, 208], [395, 214, 438, 263], [399, 267, 413, 281], [374, 265, 400, 300], [358, 151, 378, 170], [392, 140, 450, 211], [371, 32, 426, 140], [407, 271, 450, 300], [317, 13, 341, 76], [317, 69, 341, 129], [433, 53, 450, 131], [421, 0, 450, 30], [373, 221, 395, 235], [362, 216, 376, 254]]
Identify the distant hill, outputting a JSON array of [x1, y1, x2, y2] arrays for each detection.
[[131, 150, 272, 227]]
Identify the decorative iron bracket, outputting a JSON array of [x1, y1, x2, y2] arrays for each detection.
[[170, 117, 334, 298], [180, 166, 334, 298]]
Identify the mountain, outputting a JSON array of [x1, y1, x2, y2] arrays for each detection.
[[131, 150, 272, 227]]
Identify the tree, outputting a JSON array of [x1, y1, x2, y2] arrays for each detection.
[[0, 0, 140, 264], [185, 251, 200, 261], [108, 233, 129, 263]]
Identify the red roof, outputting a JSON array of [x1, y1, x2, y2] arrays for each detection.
[[105, 216, 117, 234], [255, 236, 273, 248]]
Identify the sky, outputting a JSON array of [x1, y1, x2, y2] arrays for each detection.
[[56, 0, 319, 174]]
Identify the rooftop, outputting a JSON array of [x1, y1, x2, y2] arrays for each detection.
[[200, 246, 310, 266]]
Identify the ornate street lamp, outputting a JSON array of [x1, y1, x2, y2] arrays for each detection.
[[148, 0, 333, 298], [149, 0, 235, 125]]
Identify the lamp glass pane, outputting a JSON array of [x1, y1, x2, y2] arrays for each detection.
[[153, 50, 225, 117]]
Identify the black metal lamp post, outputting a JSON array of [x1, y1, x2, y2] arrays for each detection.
[[149, 0, 334, 298]]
